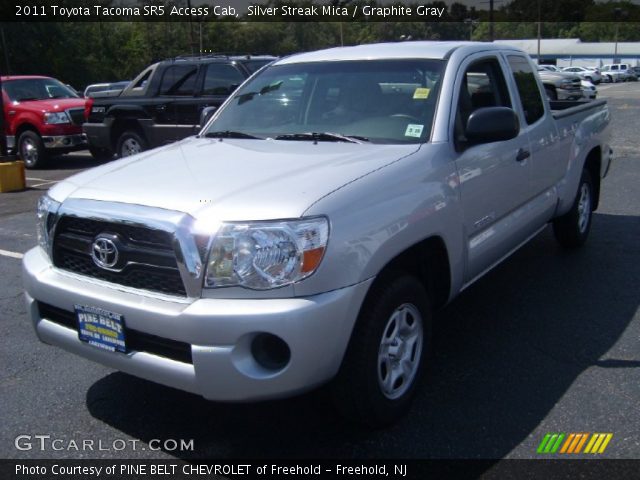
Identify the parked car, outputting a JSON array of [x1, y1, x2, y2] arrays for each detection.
[[537, 64, 561, 72], [562, 66, 601, 84], [24, 42, 612, 426], [83, 54, 277, 160], [581, 80, 597, 100], [1, 75, 87, 168], [600, 63, 635, 83], [83, 81, 130, 98], [536, 67, 583, 100]]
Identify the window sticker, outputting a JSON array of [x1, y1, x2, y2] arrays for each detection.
[[413, 87, 430, 99], [405, 124, 424, 138]]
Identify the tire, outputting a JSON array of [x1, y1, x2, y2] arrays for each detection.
[[89, 146, 114, 162], [585, 76, 592, 83], [606, 75, 613, 83], [18, 130, 47, 169], [116, 130, 147, 158], [330, 273, 432, 427], [553, 169, 594, 249], [545, 86, 557, 101]]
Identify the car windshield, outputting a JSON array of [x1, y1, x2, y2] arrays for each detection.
[[3, 78, 79, 102], [204, 59, 444, 144]]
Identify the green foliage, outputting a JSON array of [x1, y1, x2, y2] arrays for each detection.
[[0, 14, 638, 89]]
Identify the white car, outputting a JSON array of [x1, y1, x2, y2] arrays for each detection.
[[562, 66, 601, 84], [581, 80, 597, 100]]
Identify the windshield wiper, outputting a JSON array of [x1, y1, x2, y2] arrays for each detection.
[[204, 130, 264, 140], [275, 132, 369, 143]]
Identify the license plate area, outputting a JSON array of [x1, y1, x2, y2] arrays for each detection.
[[75, 304, 126, 353]]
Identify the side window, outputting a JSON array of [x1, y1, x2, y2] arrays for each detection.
[[507, 55, 544, 125], [159, 65, 198, 96], [455, 58, 511, 149], [203, 64, 245, 96]]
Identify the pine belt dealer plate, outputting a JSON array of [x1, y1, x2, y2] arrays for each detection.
[[75, 304, 127, 353]]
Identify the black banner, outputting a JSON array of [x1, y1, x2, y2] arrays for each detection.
[[3, 459, 640, 480], [1, 0, 640, 23]]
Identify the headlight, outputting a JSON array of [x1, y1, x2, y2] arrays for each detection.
[[36, 194, 61, 256], [43, 112, 70, 124], [204, 217, 329, 290]]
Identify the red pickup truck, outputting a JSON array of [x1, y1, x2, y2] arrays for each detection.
[[2, 75, 87, 168]]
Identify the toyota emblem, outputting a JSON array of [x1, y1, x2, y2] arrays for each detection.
[[91, 236, 119, 269]]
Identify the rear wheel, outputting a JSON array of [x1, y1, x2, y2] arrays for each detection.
[[553, 169, 593, 249], [116, 130, 147, 158], [18, 130, 47, 169], [331, 273, 431, 427]]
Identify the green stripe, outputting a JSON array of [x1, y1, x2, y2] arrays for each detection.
[[544, 434, 559, 453], [537, 434, 552, 453], [550, 433, 566, 453]]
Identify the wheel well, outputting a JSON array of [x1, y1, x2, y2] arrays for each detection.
[[16, 123, 39, 139], [110, 118, 145, 150], [584, 147, 601, 210], [372, 236, 451, 310]]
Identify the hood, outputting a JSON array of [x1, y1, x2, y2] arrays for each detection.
[[50, 136, 420, 221], [13, 97, 86, 113]]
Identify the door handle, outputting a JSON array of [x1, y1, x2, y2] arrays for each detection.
[[516, 148, 530, 162]]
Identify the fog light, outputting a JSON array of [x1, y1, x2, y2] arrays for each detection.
[[251, 333, 290, 371]]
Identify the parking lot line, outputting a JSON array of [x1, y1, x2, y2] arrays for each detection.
[[0, 248, 24, 259]]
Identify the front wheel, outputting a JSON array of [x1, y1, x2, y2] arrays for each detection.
[[330, 274, 431, 427], [553, 169, 593, 249], [545, 86, 557, 101], [89, 146, 114, 162], [116, 130, 147, 158], [18, 131, 47, 169]]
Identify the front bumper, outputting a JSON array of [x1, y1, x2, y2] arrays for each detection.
[[23, 247, 371, 401], [42, 133, 87, 150], [557, 88, 583, 101]]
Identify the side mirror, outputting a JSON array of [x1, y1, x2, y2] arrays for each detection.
[[199, 106, 217, 127], [465, 107, 519, 144]]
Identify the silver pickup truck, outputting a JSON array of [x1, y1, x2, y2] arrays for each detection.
[[23, 42, 612, 426]]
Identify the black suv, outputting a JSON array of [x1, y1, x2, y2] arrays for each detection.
[[83, 54, 276, 159]]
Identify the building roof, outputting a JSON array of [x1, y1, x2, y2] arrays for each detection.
[[494, 39, 640, 56]]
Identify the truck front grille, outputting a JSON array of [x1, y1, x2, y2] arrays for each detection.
[[52, 215, 187, 297], [37, 302, 193, 364], [66, 108, 85, 126]]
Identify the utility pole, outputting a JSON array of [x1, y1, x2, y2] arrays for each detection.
[[537, 0, 541, 62], [613, 8, 623, 64]]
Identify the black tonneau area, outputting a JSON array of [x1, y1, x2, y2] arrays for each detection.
[[550, 99, 606, 119]]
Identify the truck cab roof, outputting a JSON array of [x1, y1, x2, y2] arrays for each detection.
[[276, 41, 523, 65]]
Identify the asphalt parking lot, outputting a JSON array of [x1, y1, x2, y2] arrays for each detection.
[[1, 82, 639, 461]]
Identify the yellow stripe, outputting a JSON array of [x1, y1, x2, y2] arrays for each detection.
[[591, 434, 606, 453], [560, 434, 575, 454], [574, 433, 589, 453], [584, 434, 599, 453], [597, 434, 613, 454], [567, 434, 582, 454]]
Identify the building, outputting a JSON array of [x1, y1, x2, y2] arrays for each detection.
[[494, 38, 640, 68]]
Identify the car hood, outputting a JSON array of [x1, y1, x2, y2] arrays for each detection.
[[50, 136, 421, 221], [13, 97, 86, 112]]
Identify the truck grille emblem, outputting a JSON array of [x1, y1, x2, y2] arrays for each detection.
[[91, 236, 119, 269]]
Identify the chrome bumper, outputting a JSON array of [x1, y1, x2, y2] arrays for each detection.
[[23, 247, 371, 401]]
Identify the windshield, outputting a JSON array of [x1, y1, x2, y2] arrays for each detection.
[[3, 78, 79, 102], [205, 59, 444, 144]]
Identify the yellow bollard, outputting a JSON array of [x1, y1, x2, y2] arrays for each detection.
[[0, 160, 26, 193]]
